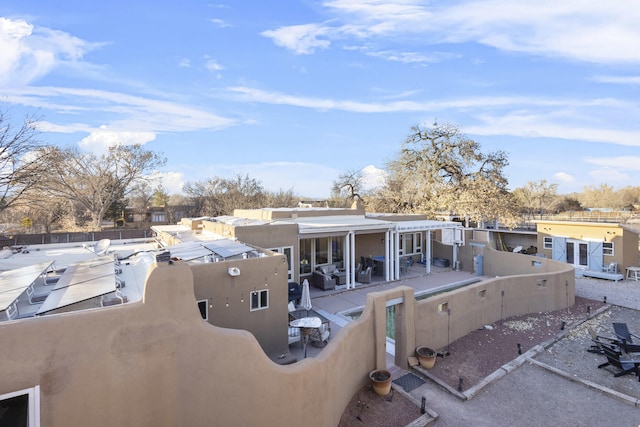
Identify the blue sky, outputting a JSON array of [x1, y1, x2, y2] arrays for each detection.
[[1, 1, 639, 199]]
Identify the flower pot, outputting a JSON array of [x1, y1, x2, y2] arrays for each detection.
[[369, 369, 392, 396], [416, 346, 437, 369]]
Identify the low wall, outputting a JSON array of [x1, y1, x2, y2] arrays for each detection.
[[413, 248, 575, 352]]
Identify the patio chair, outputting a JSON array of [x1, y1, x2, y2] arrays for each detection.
[[612, 322, 640, 353], [358, 266, 372, 284], [588, 326, 620, 354], [598, 344, 640, 380]]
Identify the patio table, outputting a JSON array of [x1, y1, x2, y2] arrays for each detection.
[[290, 316, 321, 358]]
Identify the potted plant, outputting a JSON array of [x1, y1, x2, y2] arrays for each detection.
[[369, 369, 392, 396], [415, 346, 437, 369]]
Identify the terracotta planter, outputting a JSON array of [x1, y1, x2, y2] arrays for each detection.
[[416, 346, 437, 369], [369, 369, 392, 396]]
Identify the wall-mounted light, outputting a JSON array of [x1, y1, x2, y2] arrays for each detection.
[[381, 238, 385, 244], [264, 278, 268, 287], [240, 293, 244, 303], [225, 298, 229, 308], [209, 298, 213, 308], [228, 267, 240, 276]]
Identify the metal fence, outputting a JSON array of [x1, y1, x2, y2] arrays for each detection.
[[0, 229, 153, 247]]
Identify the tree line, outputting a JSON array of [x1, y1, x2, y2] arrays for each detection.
[[1, 107, 638, 234]]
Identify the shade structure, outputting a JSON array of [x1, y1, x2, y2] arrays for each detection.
[[301, 279, 312, 313]]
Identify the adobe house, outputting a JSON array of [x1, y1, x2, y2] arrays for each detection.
[[181, 207, 465, 289], [536, 220, 639, 274]]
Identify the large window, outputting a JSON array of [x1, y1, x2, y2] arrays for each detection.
[[0, 386, 40, 427], [250, 289, 268, 311], [300, 236, 345, 275]]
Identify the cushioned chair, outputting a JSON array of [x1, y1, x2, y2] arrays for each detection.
[[357, 266, 372, 284], [312, 268, 336, 290]]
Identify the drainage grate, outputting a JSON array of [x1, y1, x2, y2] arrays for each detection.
[[392, 373, 425, 392]]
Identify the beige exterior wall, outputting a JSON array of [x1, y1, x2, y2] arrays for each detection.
[[1, 246, 575, 426]]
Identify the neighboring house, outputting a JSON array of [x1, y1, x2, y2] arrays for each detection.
[[536, 220, 640, 273]]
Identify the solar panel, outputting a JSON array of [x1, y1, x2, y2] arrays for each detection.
[[0, 262, 54, 311], [37, 257, 115, 315], [203, 239, 253, 259]]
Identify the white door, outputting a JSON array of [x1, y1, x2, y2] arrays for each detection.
[[565, 240, 588, 269]]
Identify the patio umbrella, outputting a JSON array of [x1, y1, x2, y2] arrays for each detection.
[[301, 279, 312, 315]]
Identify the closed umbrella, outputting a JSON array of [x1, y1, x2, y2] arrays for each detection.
[[301, 279, 312, 315]]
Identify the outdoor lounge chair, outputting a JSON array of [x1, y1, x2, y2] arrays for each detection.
[[587, 326, 620, 353], [358, 266, 372, 284], [612, 322, 640, 353], [598, 344, 640, 380]]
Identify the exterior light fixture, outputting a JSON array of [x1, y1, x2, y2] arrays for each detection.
[[225, 298, 229, 308], [228, 267, 240, 276], [240, 293, 244, 303]]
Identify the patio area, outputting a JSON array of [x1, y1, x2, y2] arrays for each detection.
[[287, 264, 485, 361]]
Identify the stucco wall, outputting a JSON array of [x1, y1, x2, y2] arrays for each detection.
[[413, 248, 575, 352], [0, 249, 576, 427]]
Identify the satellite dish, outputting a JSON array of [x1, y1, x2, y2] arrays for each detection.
[[94, 239, 111, 256], [513, 245, 523, 253]]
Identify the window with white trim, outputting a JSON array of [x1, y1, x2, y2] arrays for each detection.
[[399, 232, 423, 255], [603, 242, 614, 256], [543, 237, 552, 249], [0, 386, 40, 427], [250, 289, 268, 311]]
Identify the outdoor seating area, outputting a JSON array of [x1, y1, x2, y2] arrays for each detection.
[[590, 322, 640, 381]]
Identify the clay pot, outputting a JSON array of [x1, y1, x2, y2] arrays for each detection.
[[416, 346, 437, 369], [369, 369, 392, 396]]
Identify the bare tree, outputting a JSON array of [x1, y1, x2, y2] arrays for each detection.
[[0, 107, 49, 210], [330, 170, 364, 207], [184, 174, 266, 217], [513, 180, 559, 220], [38, 144, 166, 230], [379, 122, 519, 227]]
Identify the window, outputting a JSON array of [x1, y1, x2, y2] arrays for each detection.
[[0, 386, 40, 427], [299, 239, 312, 275], [269, 246, 294, 280], [152, 212, 166, 222], [399, 233, 423, 255], [250, 289, 268, 311], [603, 242, 614, 256], [543, 237, 552, 249], [197, 299, 208, 321], [315, 237, 329, 265]]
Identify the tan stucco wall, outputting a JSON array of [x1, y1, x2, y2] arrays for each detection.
[[0, 248, 576, 426], [191, 254, 290, 357], [413, 248, 575, 352]]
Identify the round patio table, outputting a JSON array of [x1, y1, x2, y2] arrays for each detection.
[[290, 316, 321, 358]]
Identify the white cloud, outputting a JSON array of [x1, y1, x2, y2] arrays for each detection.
[[150, 171, 185, 195], [585, 156, 640, 171], [0, 17, 100, 87], [591, 75, 640, 85], [210, 18, 232, 28], [206, 59, 224, 71], [78, 127, 156, 152], [263, 0, 640, 64], [361, 165, 386, 191], [551, 172, 575, 184], [7, 85, 236, 133], [261, 23, 332, 54], [178, 58, 191, 68]]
